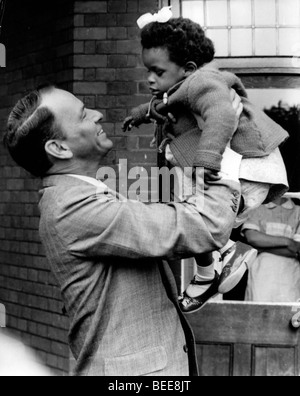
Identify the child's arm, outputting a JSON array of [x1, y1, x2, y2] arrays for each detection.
[[123, 103, 151, 132], [187, 70, 242, 172], [123, 99, 172, 132]]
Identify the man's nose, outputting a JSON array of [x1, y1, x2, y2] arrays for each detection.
[[93, 110, 103, 122]]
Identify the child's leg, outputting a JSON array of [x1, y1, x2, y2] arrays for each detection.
[[166, 145, 257, 311], [218, 241, 258, 294], [184, 253, 215, 298], [180, 252, 221, 313], [215, 180, 267, 294]]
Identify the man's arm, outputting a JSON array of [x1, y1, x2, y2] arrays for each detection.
[[58, 179, 240, 261]]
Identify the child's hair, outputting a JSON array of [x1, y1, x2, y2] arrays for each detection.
[[141, 17, 215, 68]]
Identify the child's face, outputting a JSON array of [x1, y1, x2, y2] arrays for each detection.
[[142, 47, 186, 98]]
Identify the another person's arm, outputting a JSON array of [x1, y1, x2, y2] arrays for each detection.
[[244, 229, 300, 259]]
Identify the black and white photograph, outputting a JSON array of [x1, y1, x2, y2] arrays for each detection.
[[0, 0, 300, 379]]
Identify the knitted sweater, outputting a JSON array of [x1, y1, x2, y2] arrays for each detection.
[[130, 62, 289, 172]]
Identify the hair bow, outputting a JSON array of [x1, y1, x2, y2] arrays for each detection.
[[137, 6, 173, 29]]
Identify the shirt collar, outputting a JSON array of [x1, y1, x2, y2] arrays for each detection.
[[266, 199, 295, 210], [66, 174, 105, 188]]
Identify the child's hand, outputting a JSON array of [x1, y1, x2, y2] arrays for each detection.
[[122, 113, 177, 132], [204, 169, 221, 190], [122, 116, 136, 132]]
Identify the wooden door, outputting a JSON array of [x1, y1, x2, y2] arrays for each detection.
[[186, 301, 300, 376], [171, 260, 300, 376]]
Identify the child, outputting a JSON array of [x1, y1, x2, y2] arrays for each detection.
[[123, 10, 289, 313]]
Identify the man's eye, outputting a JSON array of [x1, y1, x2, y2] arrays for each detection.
[[156, 70, 164, 77]]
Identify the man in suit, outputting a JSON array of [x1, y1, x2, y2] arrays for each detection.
[[4, 85, 242, 376]]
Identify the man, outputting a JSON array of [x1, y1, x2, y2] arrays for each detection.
[[4, 85, 242, 376]]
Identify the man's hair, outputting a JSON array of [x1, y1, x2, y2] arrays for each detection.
[[141, 17, 215, 68], [3, 85, 63, 177]]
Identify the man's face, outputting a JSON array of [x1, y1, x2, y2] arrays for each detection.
[[142, 47, 185, 98], [41, 89, 113, 161]]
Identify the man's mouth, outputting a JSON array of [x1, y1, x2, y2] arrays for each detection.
[[97, 128, 105, 136]]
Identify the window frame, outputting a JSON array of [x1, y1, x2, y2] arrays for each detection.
[[161, 0, 300, 75]]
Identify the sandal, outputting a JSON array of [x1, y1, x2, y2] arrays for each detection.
[[179, 271, 220, 314]]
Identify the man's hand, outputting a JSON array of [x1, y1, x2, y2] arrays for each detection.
[[204, 168, 221, 190], [230, 89, 243, 132]]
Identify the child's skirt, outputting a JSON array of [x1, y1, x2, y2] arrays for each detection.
[[239, 147, 289, 204], [165, 145, 289, 226]]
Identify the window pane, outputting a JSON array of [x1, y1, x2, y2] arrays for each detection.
[[254, 0, 276, 26], [206, 0, 228, 26], [231, 0, 252, 26], [206, 29, 229, 56], [255, 28, 277, 55], [278, 0, 300, 26], [231, 29, 253, 56], [182, 1, 205, 26], [279, 28, 300, 55]]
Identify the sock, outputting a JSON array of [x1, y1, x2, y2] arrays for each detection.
[[186, 263, 215, 298], [195, 263, 215, 281]]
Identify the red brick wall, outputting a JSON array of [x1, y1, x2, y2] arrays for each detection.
[[0, 0, 159, 375]]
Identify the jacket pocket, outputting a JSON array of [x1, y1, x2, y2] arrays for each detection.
[[104, 346, 167, 376]]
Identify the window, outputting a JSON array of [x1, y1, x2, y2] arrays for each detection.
[[161, 0, 300, 73]]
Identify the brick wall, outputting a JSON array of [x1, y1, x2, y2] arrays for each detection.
[[73, 0, 159, 198], [0, 0, 159, 375]]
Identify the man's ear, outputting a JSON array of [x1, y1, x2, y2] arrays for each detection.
[[45, 140, 73, 160], [184, 61, 198, 77]]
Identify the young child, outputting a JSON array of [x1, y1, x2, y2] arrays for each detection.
[[123, 9, 289, 313]]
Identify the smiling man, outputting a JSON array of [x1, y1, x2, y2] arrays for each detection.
[[4, 85, 242, 376]]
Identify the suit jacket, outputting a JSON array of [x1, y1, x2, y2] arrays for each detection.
[[39, 174, 241, 376]]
